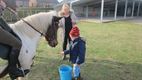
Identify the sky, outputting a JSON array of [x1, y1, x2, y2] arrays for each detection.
[[58, 0, 63, 3]]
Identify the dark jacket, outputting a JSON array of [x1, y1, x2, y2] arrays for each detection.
[[0, 17, 13, 32], [64, 37, 86, 64]]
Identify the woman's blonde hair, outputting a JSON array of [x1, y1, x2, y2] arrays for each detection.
[[61, 3, 70, 11]]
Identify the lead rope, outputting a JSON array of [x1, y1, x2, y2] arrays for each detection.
[[7, 7, 45, 36]]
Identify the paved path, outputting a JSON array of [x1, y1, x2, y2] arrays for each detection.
[[79, 17, 142, 24], [127, 17, 142, 25]]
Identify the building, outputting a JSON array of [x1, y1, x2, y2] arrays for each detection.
[[36, 0, 58, 8], [29, 0, 37, 7], [16, 0, 29, 7], [56, 0, 142, 22], [16, 0, 58, 8]]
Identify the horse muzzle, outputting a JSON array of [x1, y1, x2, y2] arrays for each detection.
[[48, 40, 58, 47]]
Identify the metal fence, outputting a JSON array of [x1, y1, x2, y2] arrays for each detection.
[[3, 7, 53, 22]]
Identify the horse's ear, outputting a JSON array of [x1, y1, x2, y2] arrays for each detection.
[[53, 16, 63, 21]]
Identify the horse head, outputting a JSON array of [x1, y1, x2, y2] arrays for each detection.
[[44, 15, 62, 47], [23, 11, 62, 47]]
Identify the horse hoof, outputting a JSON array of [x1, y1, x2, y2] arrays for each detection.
[[16, 77, 23, 80]]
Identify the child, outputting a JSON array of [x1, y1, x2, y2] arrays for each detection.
[[61, 26, 86, 80]]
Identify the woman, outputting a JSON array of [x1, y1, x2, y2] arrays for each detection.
[[59, 4, 78, 60], [0, 0, 24, 79]]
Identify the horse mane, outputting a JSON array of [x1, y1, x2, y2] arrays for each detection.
[[22, 11, 57, 28], [14, 10, 58, 27], [11, 11, 58, 37]]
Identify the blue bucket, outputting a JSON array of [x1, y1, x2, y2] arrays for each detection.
[[59, 65, 72, 80]]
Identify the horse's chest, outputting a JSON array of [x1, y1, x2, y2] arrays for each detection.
[[19, 39, 37, 70]]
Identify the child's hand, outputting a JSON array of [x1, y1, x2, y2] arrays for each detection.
[[60, 51, 64, 55], [73, 64, 80, 67]]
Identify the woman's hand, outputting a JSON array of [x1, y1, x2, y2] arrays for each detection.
[[58, 11, 65, 17], [60, 51, 64, 55]]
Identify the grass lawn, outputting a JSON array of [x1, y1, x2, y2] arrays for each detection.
[[2, 21, 142, 80]]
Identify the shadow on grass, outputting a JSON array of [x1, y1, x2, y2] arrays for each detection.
[[27, 56, 70, 80], [27, 56, 142, 80], [2, 57, 142, 80], [82, 58, 142, 80]]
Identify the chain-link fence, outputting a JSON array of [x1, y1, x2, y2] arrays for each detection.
[[3, 7, 53, 22]]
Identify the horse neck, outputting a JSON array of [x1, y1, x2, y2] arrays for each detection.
[[24, 14, 47, 34], [11, 12, 55, 42], [11, 14, 46, 42]]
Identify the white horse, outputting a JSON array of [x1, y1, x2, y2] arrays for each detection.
[[0, 11, 62, 79]]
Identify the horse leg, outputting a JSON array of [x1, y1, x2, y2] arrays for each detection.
[[10, 77, 24, 80], [16, 77, 23, 80], [0, 65, 9, 78]]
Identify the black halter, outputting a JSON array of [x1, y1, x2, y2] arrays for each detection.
[[22, 16, 59, 42]]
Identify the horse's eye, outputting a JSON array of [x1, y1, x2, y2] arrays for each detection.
[[55, 22, 59, 24]]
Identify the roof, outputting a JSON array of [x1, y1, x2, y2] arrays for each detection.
[[17, 0, 59, 3], [55, 0, 142, 8], [73, 0, 142, 6], [37, 0, 59, 3]]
